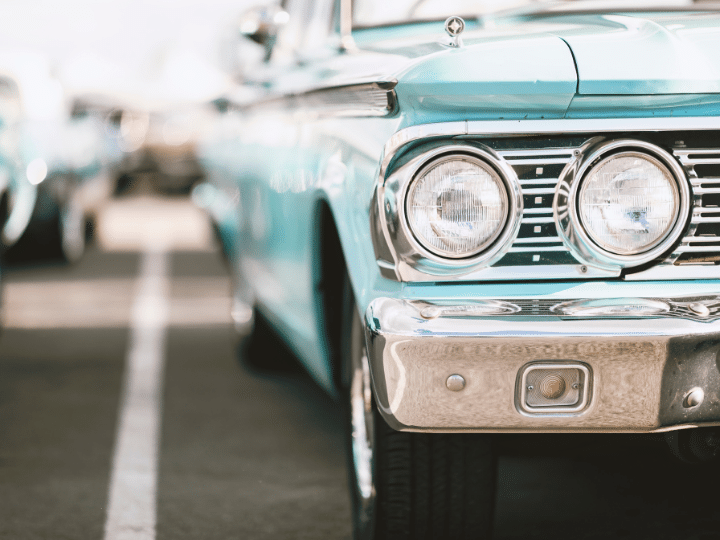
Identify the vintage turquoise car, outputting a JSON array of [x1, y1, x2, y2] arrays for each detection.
[[199, 0, 720, 537]]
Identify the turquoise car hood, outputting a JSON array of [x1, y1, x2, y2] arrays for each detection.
[[391, 32, 578, 121], [546, 12, 720, 94], [353, 10, 720, 122]]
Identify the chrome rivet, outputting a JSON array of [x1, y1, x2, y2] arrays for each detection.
[[573, 149, 581, 156], [689, 303, 710, 317], [579, 265, 588, 274], [684, 387, 704, 408], [420, 306, 443, 320], [572, 383, 580, 390], [446, 374, 466, 392], [527, 385, 534, 391]]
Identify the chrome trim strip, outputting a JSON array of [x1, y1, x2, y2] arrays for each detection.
[[522, 187, 556, 194], [676, 149, 720, 155], [519, 178, 560, 185], [676, 246, 720, 253], [497, 157, 572, 165], [691, 217, 720, 222], [246, 81, 397, 117], [682, 237, 720, 242], [498, 148, 576, 157], [508, 246, 568, 253], [520, 216, 555, 224], [692, 181, 720, 187], [513, 236, 564, 244]]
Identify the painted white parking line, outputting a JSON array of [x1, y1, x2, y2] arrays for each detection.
[[3, 277, 231, 329], [104, 245, 170, 540]]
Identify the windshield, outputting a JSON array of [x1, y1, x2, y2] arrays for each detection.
[[353, 0, 709, 28]]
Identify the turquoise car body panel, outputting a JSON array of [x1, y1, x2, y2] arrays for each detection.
[[199, 8, 720, 394]]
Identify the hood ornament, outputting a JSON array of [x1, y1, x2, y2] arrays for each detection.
[[444, 16, 465, 48]]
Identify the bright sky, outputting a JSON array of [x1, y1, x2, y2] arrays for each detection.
[[0, 0, 260, 107]]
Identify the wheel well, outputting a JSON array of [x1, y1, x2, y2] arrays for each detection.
[[0, 190, 8, 227], [316, 200, 348, 392]]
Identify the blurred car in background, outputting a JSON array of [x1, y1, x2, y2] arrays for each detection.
[[0, 51, 122, 262], [199, 0, 720, 538], [0, 73, 37, 254], [96, 43, 231, 196], [141, 105, 217, 194]]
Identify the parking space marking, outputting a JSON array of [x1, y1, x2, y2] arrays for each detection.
[[104, 244, 170, 540]]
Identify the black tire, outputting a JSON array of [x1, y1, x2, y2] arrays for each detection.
[[341, 290, 497, 540]]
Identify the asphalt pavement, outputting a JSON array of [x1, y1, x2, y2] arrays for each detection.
[[1, 194, 720, 539]]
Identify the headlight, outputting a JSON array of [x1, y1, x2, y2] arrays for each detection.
[[578, 151, 680, 255], [406, 155, 508, 258]]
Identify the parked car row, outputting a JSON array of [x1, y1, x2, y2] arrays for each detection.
[[0, 46, 218, 266], [194, 0, 720, 538]]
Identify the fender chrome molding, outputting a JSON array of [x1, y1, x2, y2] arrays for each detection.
[[243, 80, 397, 117]]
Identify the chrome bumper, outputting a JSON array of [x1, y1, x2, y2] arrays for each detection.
[[364, 296, 720, 433]]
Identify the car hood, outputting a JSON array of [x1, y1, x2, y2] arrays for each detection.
[[389, 32, 578, 121], [497, 10, 720, 95], [336, 10, 720, 122]]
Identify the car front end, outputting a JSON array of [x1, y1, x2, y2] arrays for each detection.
[[368, 115, 720, 435]]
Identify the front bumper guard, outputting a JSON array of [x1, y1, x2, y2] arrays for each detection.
[[364, 295, 720, 433]]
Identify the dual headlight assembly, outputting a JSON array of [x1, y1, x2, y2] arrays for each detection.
[[401, 139, 690, 271]]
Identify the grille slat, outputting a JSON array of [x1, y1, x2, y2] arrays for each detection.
[[508, 246, 568, 253], [519, 178, 560, 185], [523, 208, 554, 215], [514, 237, 564, 244], [676, 246, 720, 253], [501, 157, 572, 165]]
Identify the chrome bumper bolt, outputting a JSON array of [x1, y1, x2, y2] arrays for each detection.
[[684, 387, 705, 409], [689, 303, 710, 317], [446, 374, 466, 392]]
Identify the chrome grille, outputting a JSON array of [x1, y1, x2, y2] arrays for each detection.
[[488, 143, 720, 277], [493, 148, 577, 267], [673, 148, 720, 266]]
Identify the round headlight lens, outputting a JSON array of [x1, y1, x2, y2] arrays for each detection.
[[406, 156, 508, 258], [578, 152, 680, 255]]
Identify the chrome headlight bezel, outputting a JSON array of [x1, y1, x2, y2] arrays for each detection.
[[404, 153, 510, 260], [376, 143, 523, 278], [555, 139, 691, 271]]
